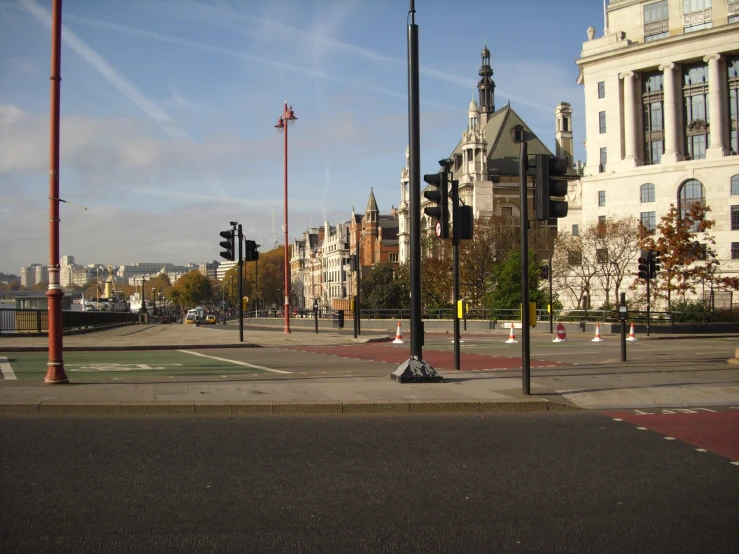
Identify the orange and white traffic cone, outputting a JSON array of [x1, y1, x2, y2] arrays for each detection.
[[505, 325, 518, 343], [626, 322, 637, 341], [591, 322, 604, 342], [393, 321, 405, 344]]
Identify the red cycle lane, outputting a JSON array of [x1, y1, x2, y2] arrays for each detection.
[[603, 409, 739, 462], [284, 343, 567, 371]]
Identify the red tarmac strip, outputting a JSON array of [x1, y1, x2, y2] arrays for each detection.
[[284, 343, 567, 371], [603, 410, 739, 462]]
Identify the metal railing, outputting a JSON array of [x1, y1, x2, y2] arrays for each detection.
[[0, 309, 139, 334]]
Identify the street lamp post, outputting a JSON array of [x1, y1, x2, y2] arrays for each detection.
[[152, 287, 156, 316], [275, 102, 297, 333]]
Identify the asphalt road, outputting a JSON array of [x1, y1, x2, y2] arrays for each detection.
[[1, 412, 737, 553]]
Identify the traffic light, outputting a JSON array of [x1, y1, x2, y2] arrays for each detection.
[[637, 254, 650, 280], [534, 154, 569, 220], [219, 229, 234, 261], [423, 169, 449, 238], [648, 249, 660, 279], [244, 240, 259, 262], [458, 205, 474, 240], [540, 265, 549, 280]]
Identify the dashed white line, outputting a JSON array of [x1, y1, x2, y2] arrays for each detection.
[[664, 437, 676, 441], [177, 350, 290, 374], [696, 449, 707, 452], [731, 462, 739, 466], [612, 418, 623, 422], [636, 427, 648, 430], [0, 357, 16, 380]]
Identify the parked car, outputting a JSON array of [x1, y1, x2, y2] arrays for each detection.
[[205, 315, 217, 325]]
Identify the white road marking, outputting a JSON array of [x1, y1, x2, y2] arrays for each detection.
[[696, 449, 707, 452], [731, 462, 739, 466], [612, 418, 623, 422], [664, 437, 676, 440], [0, 357, 17, 380], [177, 350, 290, 374], [636, 427, 648, 430]]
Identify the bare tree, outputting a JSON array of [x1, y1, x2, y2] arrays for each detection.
[[589, 217, 641, 307]]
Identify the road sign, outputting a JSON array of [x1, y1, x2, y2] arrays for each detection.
[[553, 323, 567, 343], [435, 220, 442, 238]]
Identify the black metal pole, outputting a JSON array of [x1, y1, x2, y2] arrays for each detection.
[[646, 277, 651, 337], [452, 177, 460, 371], [620, 292, 627, 362], [549, 254, 553, 334], [408, 2, 421, 360], [519, 141, 530, 395], [255, 258, 259, 318], [356, 237, 361, 337], [238, 224, 243, 343]]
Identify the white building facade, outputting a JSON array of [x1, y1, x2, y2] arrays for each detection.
[[560, 0, 739, 306]]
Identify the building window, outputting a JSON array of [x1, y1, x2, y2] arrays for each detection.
[[568, 250, 582, 265], [599, 111, 606, 134], [389, 253, 398, 263], [678, 179, 705, 223], [641, 211, 657, 231], [732, 175, 739, 195], [730, 0, 739, 23], [598, 191, 606, 207], [732, 206, 739, 231], [598, 81, 605, 99], [644, 0, 669, 41], [596, 249, 608, 263], [572, 224, 579, 237], [733, 242, 739, 259], [598, 215, 607, 225], [683, 62, 710, 160], [502, 206, 513, 219], [690, 242, 707, 261], [599, 147, 607, 172], [729, 57, 739, 154], [642, 71, 664, 165], [641, 183, 656, 203], [683, 0, 712, 32]]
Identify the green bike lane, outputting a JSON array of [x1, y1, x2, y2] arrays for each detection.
[[0, 350, 289, 381]]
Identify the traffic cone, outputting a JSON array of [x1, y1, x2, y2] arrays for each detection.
[[505, 325, 518, 343], [626, 322, 637, 341], [393, 321, 405, 344], [591, 323, 604, 342]]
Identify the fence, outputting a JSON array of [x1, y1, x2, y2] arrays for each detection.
[[0, 309, 139, 334]]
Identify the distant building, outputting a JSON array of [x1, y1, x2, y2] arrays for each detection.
[[198, 261, 219, 280], [20, 264, 47, 287]]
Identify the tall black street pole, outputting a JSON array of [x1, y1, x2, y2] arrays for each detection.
[[356, 233, 361, 336], [452, 176, 460, 371], [517, 136, 531, 395], [238, 224, 244, 343], [391, 0, 441, 383]]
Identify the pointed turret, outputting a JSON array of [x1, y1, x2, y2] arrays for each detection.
[[477, 40, 495, 124]]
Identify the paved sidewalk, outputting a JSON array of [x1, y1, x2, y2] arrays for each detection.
[[1, 323, 737, 414]]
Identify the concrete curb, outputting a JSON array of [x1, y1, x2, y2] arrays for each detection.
[[0, 399, 580, 415]]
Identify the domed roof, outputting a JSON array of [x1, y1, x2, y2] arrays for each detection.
[[469, 93, 479, 112], [482, 43, 490, 57]]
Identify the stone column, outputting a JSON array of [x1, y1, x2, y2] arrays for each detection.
[[659, 62, 679, 164], [620, 71, 638, 167], [705, 54, 725, 159]]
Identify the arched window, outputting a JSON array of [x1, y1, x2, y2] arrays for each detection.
[[732, 175, 739, 195], [678, 179, 704, 219], [640, 183, 655, 203]]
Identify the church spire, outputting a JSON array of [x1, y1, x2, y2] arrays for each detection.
[[477, 40, 495, 125]]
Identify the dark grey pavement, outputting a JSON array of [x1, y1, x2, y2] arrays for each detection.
[[1, 412, 737, 553], [1, 322, 738, 413]]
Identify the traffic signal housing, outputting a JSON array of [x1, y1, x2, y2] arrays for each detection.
[[540, 265, 549, 280], [648, 249, 660, 279], [637, 255, 650, 280], [219, 229, 235, 261], [423, 170, 449, 239], [244, 240, 259, 262], [534, 154, 569, 221]]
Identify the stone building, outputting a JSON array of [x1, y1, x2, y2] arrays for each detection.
[[559, 0, 739, 307]]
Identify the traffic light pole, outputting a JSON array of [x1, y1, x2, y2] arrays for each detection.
[[518, 140, 531, 395], [549, 254, 554, 334], [238, 224, 243, 343], [646, 276, 651, 337], [452, 176, 461, 371]]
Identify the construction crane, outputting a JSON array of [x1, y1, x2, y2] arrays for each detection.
[[271, 204, 278, 249]]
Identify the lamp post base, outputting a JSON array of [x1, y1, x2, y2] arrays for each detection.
[[392, 357, 443, 383]]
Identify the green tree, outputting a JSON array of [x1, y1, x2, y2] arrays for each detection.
[[484, 249, 547, 312], [168, 270, 212, 308], [361, 263, 409, 311]]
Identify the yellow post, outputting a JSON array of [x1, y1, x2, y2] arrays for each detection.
[[242, 296, 249, 311], [521, 302, 537, 327], [457, 300, 464, 319]]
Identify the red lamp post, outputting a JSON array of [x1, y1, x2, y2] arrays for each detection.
[[44, 0, 68, 384], [274, 102, 297, 333]]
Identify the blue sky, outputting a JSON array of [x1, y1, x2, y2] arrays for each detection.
[[0, 0, 604, 274]]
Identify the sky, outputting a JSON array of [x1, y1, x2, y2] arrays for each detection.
[[0, 0, 605, 275]]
